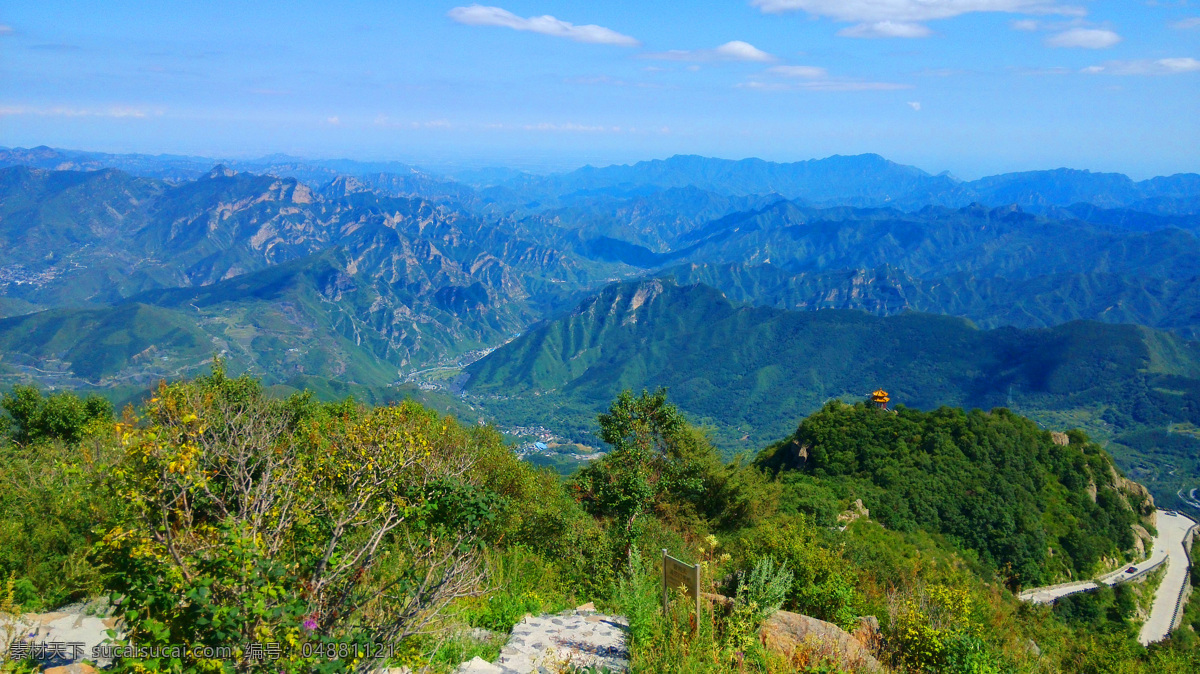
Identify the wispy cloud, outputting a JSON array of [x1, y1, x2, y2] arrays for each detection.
[[746, 65, 912, 91], [1172, 17, 1200, 30], [0, 104, 157, 118], [447, 5, 639, 46], [838, 21, 932, 38], [1082, 57, 1200, 75], [751, 1, 1084, 38], [1046, 27, 1121, 48], [741, 80, 912, 91], [0, 25, 14, 36], [642, 41, 776, 62], [908, 101, 922, 110], [767, 65, 829, 79]]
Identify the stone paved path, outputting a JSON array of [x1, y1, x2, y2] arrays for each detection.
[[458, 606, 629, 673]]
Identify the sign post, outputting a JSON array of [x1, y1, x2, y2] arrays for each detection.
[[662, 549, 701, 630]]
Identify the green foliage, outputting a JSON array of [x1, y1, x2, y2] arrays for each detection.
[[0, 426, 121, 609], [764, 402, 1143, 586], [1053, 585, 1139, 635], [1, 384, 113, 444], [458, 548, 573, 633], [571, 389, 714, 561], [737, 517, 861, 630], [93, 366, 512, 672], [733, 557, 793, 626], [0, 370, 1193, 673]]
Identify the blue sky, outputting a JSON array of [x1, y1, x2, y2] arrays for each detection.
[[1, 1, 1197, 178]]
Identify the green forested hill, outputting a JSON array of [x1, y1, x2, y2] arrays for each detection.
[[465, 279, 1200, 506], [757, 402, 1153, 585]]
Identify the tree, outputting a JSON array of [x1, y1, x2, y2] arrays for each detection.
[[570, 389, 702, 560], [95, 367, 489, 672], [1, 384, 112, 444]]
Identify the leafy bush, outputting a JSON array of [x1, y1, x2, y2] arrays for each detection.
[[1, 384, 112, 444], [737, 517, 861, 630], [94, 367, 500, 672], [734, 556, 793, 625]]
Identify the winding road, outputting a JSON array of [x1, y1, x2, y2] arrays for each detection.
[[1138, 511, 1196, 645], [1019, 510, 1196, 645]]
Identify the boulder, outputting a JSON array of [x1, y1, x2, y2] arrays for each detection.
[[1050, 432, 1069, 446], [702, 594, 882, 673], [760, 610, 884, 673]]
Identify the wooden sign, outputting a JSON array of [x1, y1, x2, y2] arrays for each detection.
[[662, 549, 701, 628]]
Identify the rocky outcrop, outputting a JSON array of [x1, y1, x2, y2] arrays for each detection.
[[838, 499, 871, 528], [703, 593, 883, 672], [1050, 431, 1069, 446], [760, 610, 884, 673]]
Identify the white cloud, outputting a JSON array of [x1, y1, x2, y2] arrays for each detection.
[[751, 1, 1084, 38], [741, 79, 913, 91], [0, 105, 155, 118], [0, 25, 13, 35], [1082, 57, 1200, 75], [1011, 19, 1040, 31], [749, 64, 912, 91], [908, 101, 922, 110], [643, 40, 776, 62], [326, 116, 340, 125], [1046, 28, 1121, 48], [838, 21, 932, 38], [1172, 17, 1200, 30], [714, 41, 776, 62], [768, 65, 829, 78], [1159, 57, 1200, 72], [751, 1, 1079, 21], [447, 5, 639, 46]]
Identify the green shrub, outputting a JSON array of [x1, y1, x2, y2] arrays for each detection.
[[735, 556, 793, 625], [1, 384, 112, 445]]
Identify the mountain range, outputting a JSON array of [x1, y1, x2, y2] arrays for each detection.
[[1, 149, 1199, 510]]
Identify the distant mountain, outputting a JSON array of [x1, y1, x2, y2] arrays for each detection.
[[0, 146, 472, 204], [489, 153, 953, 207], [8, 147, 1196, 216], [580, 199, 1200, 283], [660, 263, 1200, 340], [0, 166, 618, 369], [487, 154, 1200, 214], [464, 278, 1200, 507]]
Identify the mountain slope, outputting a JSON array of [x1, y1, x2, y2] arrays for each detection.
[[465, 279, 1200, 506], [656, 200, 1200, 281], [660, 262, 1200, 340]]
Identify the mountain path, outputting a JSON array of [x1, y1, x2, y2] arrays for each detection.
[[456, 606, 629, 674]]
